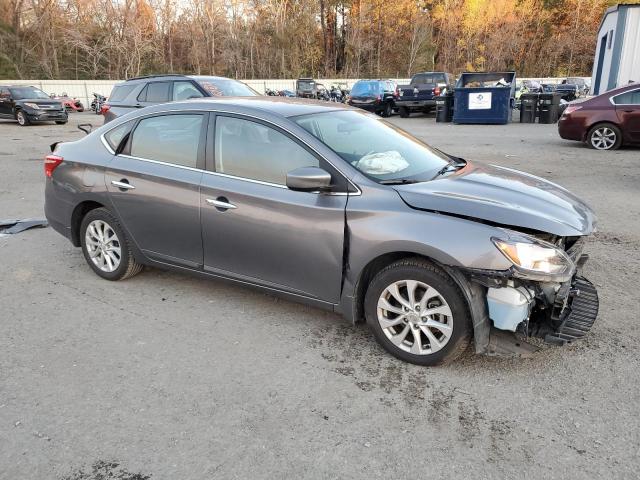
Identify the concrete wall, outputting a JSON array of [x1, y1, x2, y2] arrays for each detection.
[[2, 77, 586, 107]]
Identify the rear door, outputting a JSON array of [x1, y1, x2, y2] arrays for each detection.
[[613, 88, 640, 143], [104, 112, 207, 268], [199, 114, 348, 303]]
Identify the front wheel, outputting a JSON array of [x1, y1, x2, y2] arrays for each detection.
[[587, 123, 622, 150], [381, 102, 393, 117], [55, 121, 67, 125], [364, 258, 471, 366], [80, 208, 143, 281], [16, 110, 30, 126], [398, 106, 410, 118]]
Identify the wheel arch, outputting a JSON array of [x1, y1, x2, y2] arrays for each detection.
[[70, 200, 106, 247], [345, 250, 491, 354], [584, 119, 621, 142]]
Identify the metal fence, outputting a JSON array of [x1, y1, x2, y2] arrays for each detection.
[[3, 77, 589, 108]]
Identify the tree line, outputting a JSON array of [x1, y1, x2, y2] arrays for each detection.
[[0, 0, 623, 81]]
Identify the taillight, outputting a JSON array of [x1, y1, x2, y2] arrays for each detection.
[[44, 154, 63, 177], [376, 95, 382, 102], [563, 105, 582, 116], [100, 103, 110, 115], [434, 86, 441, 96]]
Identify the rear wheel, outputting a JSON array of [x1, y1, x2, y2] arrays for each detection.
[[399, 106, 410, 118], [587, 123, 622, 150], [364, 258, 471, 366], [80, 208, 143, 281], [55, 121, 67, 125], [16, 110, 29, 126]]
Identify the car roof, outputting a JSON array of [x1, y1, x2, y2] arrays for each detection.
[[604, 82, 640, 96], [144, 96, 350, 118]]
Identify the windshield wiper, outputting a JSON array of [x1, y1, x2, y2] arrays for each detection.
[[433, 161, 465, 179], [379, 178, 420, 185]]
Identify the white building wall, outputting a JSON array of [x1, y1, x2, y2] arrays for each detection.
[[591, 12, 618, 94], [617, 7, 640, 87]]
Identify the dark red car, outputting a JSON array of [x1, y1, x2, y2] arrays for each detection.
[[558, 82, 640, 150]]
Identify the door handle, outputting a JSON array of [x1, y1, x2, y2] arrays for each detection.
[[623, 109, 635, 113], [111, 180, 135, 190], [206, 198, 237, 210]]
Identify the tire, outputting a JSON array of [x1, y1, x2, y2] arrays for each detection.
[[364, 258, 471, 366], [382, 102, 393, 117], [16, 110, 30, 126], [55, 121, 67, 125], [80, 207, 143, 281], [587, 123, 622, 150], [399, 106, 410, 118]]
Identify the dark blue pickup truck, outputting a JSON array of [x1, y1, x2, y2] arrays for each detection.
[[396, 72, 454, 117]]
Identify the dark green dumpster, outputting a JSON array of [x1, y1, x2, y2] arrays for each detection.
[[538, 93, 561, 124], [435, 93, 454, 122], [520, 93, 538, 123]]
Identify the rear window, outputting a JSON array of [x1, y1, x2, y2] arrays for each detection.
[[297, 80, 314, 91], [109, 84, 136, 102], [413, 74, 446, 84], [351, 81, 382, 96]]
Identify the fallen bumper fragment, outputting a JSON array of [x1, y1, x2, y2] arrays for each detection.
[[0, 218, 49, 236]]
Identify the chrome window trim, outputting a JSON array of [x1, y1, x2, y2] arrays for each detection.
[[100, 107, 362, 196], [608, 87, 640, 106], [100, 135, 115, 155]]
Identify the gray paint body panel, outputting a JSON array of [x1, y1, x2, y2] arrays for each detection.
[[45, 98, 596, 324]]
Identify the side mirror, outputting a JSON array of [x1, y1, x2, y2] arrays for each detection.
[[286, 166, 332, 192]]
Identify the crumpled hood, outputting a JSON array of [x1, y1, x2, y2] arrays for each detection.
[[395, 161, 596, 236]]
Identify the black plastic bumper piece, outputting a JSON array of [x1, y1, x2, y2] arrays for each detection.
[[545, 277, 599, 345]]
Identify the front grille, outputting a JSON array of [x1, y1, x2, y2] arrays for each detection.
[[545, 277, 599, 344]]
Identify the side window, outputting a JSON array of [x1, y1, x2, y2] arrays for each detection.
[[130, 114, 203, 168], [104, 120, 134, 151], [613, 90, 640, 105], [0, 87, 10, 99], [173, 81, 203, 101], [142, 82, 170, 103], [215, 116, 319, 185], [137, 85, 148, 102]]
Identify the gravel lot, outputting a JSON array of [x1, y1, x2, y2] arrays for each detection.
[[1, 111, 639, 479]]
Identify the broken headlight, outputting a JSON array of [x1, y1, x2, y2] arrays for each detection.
[[492, 232, 575, 282]]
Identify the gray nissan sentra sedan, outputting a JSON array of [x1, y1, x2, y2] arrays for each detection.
[[44, 97, 599, 365]]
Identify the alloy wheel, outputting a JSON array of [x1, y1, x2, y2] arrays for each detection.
[[85, 219, 122, 273], [591, 127, 616, 150], [376, 280, 453, 355], [17, 112, 26, 125]]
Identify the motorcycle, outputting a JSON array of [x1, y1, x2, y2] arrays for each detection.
[[329, 85, 343, 103], [52, 92, 84, 112], [90, 93, 107, 114]]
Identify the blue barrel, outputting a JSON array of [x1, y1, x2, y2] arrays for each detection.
[[453, 71, 516, 124]]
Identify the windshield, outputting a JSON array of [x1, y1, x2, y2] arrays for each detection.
[[9, 86, 50, 100], [298, 80, 314, 91], [293, 110, 452, 182], [196, 78, 258, 96], [351, 81, 382, 96]]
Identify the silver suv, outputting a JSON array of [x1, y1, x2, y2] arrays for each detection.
[[102, 74, 259, 123]]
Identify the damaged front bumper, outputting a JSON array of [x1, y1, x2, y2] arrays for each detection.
[[447, 246, 600, 357]]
